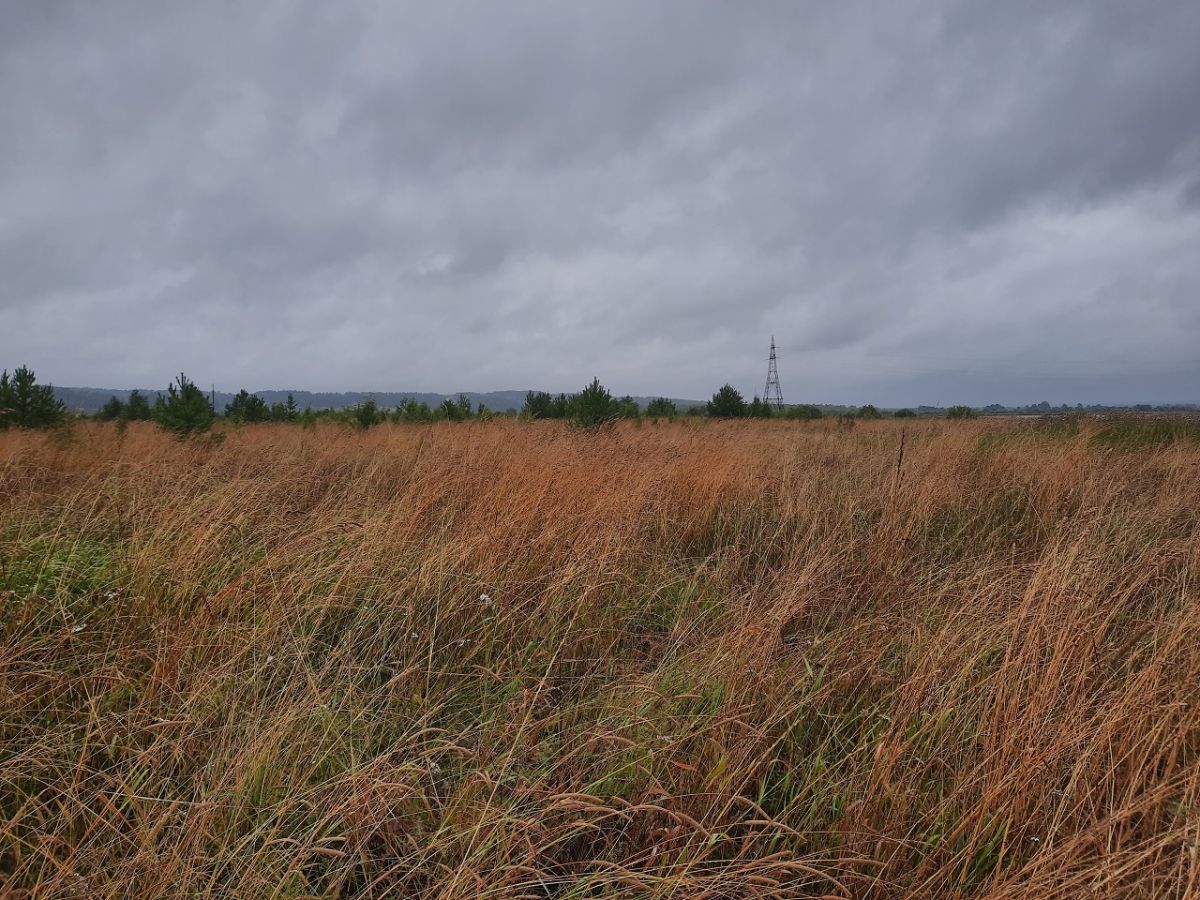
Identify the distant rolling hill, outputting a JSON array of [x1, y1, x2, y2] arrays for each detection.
[[53, 386, 704, 415]]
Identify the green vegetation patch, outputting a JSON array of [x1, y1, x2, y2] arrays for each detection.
[[1092, 416, 1200, 450], [1, 533, 123, 624], [920, 487, 1034, 562]]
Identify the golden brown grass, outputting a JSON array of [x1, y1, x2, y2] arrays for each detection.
[[1, 418, 1198, 898]]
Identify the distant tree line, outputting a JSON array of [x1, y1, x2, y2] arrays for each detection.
[[521, 378, 642, 426], [98, 390, 153, 422], [703, 383, 823, 420], [224, 389, 300, 423], [0, 365, 994, 437], [9, 362, 1192, 437]]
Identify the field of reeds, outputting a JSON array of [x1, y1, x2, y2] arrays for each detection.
[[2, 417, 1198, 898]]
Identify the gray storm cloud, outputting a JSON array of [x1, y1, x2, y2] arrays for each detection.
[[1, 0, 1198, 405]]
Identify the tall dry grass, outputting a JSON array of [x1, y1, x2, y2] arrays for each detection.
[[1, 418, 1198, 898]]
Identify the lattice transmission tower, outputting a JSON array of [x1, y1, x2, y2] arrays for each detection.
[[764, 336, 784, 410]]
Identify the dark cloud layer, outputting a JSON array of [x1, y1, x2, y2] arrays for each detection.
[[2, 1, 1198, 404]]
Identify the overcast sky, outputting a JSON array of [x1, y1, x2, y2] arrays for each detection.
[[2, 2, 1198, 405]]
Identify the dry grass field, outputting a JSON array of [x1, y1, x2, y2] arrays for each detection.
[[1, 418, 1198, 898]]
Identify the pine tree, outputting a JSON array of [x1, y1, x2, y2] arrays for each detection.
[[748, 396, 773, 419], [155, 373, 214, 436], [225, 389, 269, 423], [706, 384, 747, 418], [98, 396, 127, 421], [570, 377, 617, 427], [522, 391, 554, 419], [126, 390, 153, 420], [0, 366, 66, 429], [645, 397, 677, 419], [616, 395, 641, 420]]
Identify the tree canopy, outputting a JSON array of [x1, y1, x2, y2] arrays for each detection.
[[0, 366, 66, 429], [126, 390, 153, 420], [155, 374, 214, 436], [645, 397, 677, 418], [748, 396, 773, 419], [572, 377, 618, 427], [707, 384, 747, 418], [225, 389, 270, 423]]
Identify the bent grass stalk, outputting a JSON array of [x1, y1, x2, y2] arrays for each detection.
[[0, 418, 1197, 897]]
